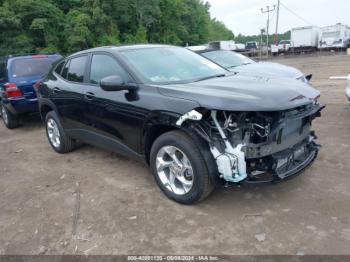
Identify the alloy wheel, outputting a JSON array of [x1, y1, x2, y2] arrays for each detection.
[[1, 106, 8, 125], [47, 118, 61, 148], [156, 146, 194, 195]]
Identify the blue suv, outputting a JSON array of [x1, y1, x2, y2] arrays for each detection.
[[0, 54, 62, 129]]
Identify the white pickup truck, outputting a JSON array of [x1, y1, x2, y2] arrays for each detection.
[[278, 40, 292, 53]]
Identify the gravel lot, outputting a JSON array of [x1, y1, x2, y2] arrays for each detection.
[[0, 53, 350, 255]]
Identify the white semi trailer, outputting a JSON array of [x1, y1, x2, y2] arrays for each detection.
[[290, 26, 320, 53], [319, 23, 350, 50], [208, 41, 245, 52]]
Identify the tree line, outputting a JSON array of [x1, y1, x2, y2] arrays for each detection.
[[234, 31, 291, 45], [0, 0, 235, 56]]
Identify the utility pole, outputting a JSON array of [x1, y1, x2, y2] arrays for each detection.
[[260, 28, 265, 59], [274, 0, 280, 45], [261, 5, 275, 57]]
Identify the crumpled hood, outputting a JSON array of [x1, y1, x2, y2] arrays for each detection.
[[230, 61, 304, 79], [157, 74, 320, 111]]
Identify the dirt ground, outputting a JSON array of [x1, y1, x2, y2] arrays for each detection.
[[0, 54, 350, 255]]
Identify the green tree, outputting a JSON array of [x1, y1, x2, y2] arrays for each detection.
[[0, 0, 234, 56], [208, 19, 234, 41], [64, 10, 92, 52]]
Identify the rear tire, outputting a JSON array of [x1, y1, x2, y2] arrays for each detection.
[[45, 111, 76, 153], [1, 105, 20, 129], [150, 130, 214, 204]]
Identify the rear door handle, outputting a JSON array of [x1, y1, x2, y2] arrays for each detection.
[[85, 92, 95, 100], [53, 87, 61, 94]]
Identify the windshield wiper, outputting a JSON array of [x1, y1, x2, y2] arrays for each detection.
[[194, 74, 226, 82], [227, 63, 250, 69]]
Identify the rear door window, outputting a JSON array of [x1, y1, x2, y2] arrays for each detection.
[[67, 56, 87, 83], [10, 58, 53, 78]]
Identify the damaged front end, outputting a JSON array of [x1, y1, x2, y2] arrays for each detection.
[[177, 102, 325, 185]]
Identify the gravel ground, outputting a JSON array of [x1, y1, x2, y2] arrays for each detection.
[[0, 53, 350, 255]]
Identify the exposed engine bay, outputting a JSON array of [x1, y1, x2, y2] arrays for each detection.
[[177, 102, 325, 184]]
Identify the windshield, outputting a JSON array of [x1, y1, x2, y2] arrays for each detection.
[[322, 31, 341, 38], [201, 50, 255, 69], [120, 47, 227, 84], [279, 40, 291, 44], [11, 58, 55, 78], [246, 42, 257, 48]]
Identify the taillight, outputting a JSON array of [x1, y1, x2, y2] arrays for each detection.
[[4, 82, 23, 98], [33, 81, 42, 91]]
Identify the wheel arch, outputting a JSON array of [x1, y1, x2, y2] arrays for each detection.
[[142, 113, 222, 188], [39, 99, 59, 121], [144, 124, 179, 165]]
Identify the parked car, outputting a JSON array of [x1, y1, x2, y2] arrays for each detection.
[[38, 45, 323, 204], [245, 41, 259, 51], [196, 49, 312, 83], [0, 54, 62, 129]]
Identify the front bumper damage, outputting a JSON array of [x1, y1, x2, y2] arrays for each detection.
[[177, 103, 325, 186], [243, 136, 320, 185]]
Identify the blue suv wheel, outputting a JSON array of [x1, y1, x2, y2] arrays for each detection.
[[1, 104, 19, 129]]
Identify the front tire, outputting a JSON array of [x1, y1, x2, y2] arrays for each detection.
[[1, 105, 20, 129], [45, 111, 76, 153], [150, 130, 214, 204]]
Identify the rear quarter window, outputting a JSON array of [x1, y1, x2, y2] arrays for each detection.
[[67, 56, 87, 83], [54, 60, 65, 75]]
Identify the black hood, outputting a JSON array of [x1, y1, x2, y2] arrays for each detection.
[[231, 62, 304, 79], [156, 74, 320, 111]]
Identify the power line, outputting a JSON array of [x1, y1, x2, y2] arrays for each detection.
[[280, 1, 314, 26]]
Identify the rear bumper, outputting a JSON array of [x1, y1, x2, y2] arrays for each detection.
[[2, 97, 39, 115]]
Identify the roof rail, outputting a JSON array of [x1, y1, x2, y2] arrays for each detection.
[[0, 53, 59, 59]]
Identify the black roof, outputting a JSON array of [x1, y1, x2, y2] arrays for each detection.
[[69, 44, 175, 58]]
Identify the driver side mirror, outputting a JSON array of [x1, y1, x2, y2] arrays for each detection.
[[100, 75, 136, 92]]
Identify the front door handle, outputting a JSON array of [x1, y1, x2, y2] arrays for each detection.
[[85, 92, 95, 100], [53, 87, 61, 94]]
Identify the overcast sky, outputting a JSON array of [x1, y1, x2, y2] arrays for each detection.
[[206, 0, 350, 35]]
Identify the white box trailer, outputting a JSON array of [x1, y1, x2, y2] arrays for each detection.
[[208, 41, 245, 52], [291, 26, 320, 52], [319, 23, 350, 50], [186, 45, 208, 52]]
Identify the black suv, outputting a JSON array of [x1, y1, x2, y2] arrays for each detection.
[[38, 45, 323, 204]]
